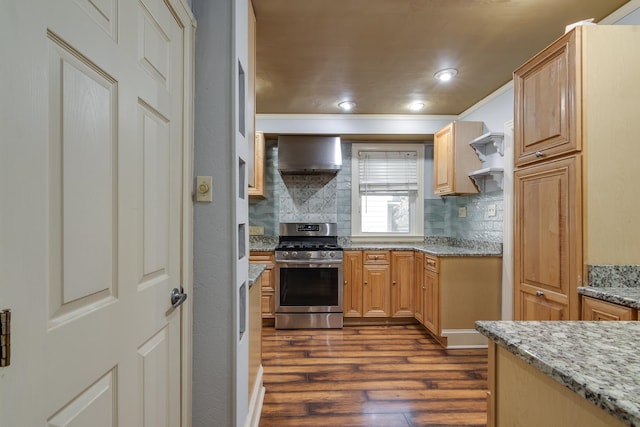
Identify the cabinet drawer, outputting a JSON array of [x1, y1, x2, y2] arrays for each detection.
[[581, 296, 637, 321], [424, 255, 439, 273], [363, 251, 390, 264], [249, 251, 274, 262]]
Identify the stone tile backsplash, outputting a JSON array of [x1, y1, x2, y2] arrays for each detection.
[[588, 265, 640, 288], [249, 141, 504, 242]]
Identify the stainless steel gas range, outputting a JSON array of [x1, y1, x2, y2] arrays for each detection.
[[274, 223, 343, 329]]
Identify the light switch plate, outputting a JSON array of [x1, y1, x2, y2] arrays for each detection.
[[196, 176, 213, 202], [458, 207, 467, 218], [488, 204, 497, 217]]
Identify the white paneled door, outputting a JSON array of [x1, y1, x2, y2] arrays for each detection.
[[0, 0, 191, 425]]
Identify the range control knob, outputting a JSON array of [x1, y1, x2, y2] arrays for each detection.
[[320, 251, 327, 257], [282, 251, 289, 258], [306, 251, 313, 258], [291, 251, 298, 258], [329, 251, 336, 258]]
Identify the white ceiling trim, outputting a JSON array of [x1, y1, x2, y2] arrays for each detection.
[[256, 114, 458, 136]]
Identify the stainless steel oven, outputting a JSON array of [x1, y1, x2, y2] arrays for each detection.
[[274, 223, 343, 329]]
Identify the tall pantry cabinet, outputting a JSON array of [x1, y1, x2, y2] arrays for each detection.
[[513, 25, 640, 320]]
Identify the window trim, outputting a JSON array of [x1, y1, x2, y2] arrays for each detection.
[[351, 143, 425, 242]]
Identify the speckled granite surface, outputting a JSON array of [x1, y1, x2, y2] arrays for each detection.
[[476, 320, 640, 427], [589, 265, 640, 287], [248, 263, 266, 287], [249, 236, 278, 251], [250, 235, 502, 257], [578, 286, 640, 310]]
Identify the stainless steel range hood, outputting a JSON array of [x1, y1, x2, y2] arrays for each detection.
[[277, 135, 342, 174]]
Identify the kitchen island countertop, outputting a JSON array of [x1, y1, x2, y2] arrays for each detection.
[[476, 320, 640, 427], [578, 286, 640, 310], [248, 263, 266, 287]]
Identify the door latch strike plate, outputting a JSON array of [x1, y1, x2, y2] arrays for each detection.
[[1, 309, 11, 367]]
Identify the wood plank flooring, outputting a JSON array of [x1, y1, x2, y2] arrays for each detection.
[[260, 324, 488, 427]]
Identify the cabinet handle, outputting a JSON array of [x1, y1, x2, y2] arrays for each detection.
[[344, 280, 348, 285], [374, 255, 379, 260], [364, 281, 368, 285], [535, 290, 544, 297], [534, 151, 544, 158], [392, 281, 396, 285]]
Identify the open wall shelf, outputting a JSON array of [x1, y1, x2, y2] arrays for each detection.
[[469, 167, 504, 192]]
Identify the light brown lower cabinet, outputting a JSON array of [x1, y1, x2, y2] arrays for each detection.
[[343, 251, 363, 317], [249, 251, 275, 319], [362, 251, 391, 317], [413, 252, 424, 324], [417, 254, 501, 346], [581, 296, 637, 321], [487, 343, 626, 427], [344, 250, 414, 319], [391, 251, 414, 317]]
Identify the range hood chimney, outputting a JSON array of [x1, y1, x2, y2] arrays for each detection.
[[277, 135, 342, 174]]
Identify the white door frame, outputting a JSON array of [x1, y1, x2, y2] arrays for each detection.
[[171, 1, 197, 426]]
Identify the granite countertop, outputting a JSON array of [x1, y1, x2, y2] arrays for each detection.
[[344, 243, 502, 257], [249, 236, 502, 257], [578, 286, 640, 310], [476, 320, 640, 427], [248, 263, 266, 287]]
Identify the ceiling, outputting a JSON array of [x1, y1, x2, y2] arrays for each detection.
[[252, 0, 629, 116]]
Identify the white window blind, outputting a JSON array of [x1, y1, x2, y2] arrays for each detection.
[[358, 150, 419, 192]]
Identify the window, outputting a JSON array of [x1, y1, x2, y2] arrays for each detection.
[[351, 143, 424, 240]]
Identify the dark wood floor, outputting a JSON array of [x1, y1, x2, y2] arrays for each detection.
[[259, 324, 488, 427]]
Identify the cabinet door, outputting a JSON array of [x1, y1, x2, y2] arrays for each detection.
[[391, 251, 414, 317], [514, 30, 579, 167], [260, 266, 275, 319], [520, 290, 568, 320], [423, 269, 440, 335], [414, 253, 424, 324], [248, 132, 265, 198], [363, 264, 391, 317], [514, 156, 581, 320], [582, 296, 637, 321], [343, 251, 363, 318], [434, 123, 454, 195]]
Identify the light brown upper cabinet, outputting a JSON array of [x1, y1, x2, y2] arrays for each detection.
[[514, 30, 579, 167], [248, 131, 265, 198], [513, 26, 640, 321], [247, 3, 265, 198], [434, 121, 483, 196]]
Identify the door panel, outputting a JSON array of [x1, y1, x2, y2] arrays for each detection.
[[514, 30, 579, 166], [47, 370, 116, 427], [0, 0, 188, 425], [514, 156, 581, 320], [47, 35, 118, 326]]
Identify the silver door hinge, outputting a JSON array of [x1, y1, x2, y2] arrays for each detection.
[[1, 309, 11, 367]]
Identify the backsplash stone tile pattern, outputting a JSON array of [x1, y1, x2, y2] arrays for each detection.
[[278, 174, 337, 223], [249, 141, 503, 242], [588, 265, 640, 287]]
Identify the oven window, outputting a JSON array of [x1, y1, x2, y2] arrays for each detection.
[[279, 268, 339, 306]]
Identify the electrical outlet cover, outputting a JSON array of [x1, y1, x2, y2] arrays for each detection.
[[458, 207, 467, 218]]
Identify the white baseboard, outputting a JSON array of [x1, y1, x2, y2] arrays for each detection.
[[441, 329, 488, 349], [244, 365, 265, 427]]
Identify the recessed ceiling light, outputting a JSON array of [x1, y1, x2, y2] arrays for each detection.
[[409, 102, 425, 111], [434, 68, 458, 82], [338, 101, 356, 111]]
